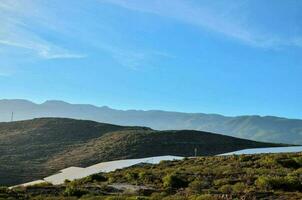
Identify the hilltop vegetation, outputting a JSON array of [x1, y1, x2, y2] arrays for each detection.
[[1, 153, 302, 199], [0, 118, 283, 186], [1, 99, 302, 144]]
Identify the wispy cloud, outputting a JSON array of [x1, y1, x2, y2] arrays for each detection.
[[0, 0, 166, 68], [0, 0, 85, 60], [100, 45, 171, 70], [103, 0, 302, 49], [106, 46, 148, 70], [0, 39, 85, 59]]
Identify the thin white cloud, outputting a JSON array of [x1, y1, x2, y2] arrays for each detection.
[[100, 44, 171, 70], [103, 0, 302, 49], [0, 39, 85, 59], [0, 0, 165, 67], [0, 0, 85, 60]]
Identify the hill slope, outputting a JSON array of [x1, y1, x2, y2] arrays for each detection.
[[0, 118, 283, 186], [1, 99, 302, 144]]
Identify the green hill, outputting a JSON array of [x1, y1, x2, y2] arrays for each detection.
[[0, 118, 285, 186], [1, 99, 302, 144]]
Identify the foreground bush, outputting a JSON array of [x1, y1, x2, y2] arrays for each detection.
[[163, 173, 188, 189]]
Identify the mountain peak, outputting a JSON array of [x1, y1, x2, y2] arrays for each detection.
[[0, 99, 36, 105], [42, 100, 70, 105]]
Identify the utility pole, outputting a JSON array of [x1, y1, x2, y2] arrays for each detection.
[[11, 112, 14, 122], [194, 148, 197, 157]]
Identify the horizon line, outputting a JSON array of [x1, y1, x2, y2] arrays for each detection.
[[0, 98, 301, 121]]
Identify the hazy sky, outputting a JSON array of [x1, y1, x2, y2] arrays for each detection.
[[0, 0, 301, 118]]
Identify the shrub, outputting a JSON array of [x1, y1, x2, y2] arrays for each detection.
[[163, 173, 188, 189], [277, 158, 300, 169], [108, 177, 116, 184], [139, 172, 155, 183], [162, 195, 187, 200], [290, 168, 302, 179], [259, 156, 276, 167], [213, 178, 229, 187], [285, 176, 302, 191], [81, 195, 108, 200], [84, 174, 108, 183], [125, 172, 139, 182], [293, 157, 302, 166], [104, 196, 127, 200], [239, 155, 253, 162], [219, 184, 232, 193], [232, 182, 246, 193], [150, 192, 168, 200], [64, 186, 88, 197], [195, 194, 217, 200], [255, 176, 302, 191], [188, 180, 209, 194], [255, 176, 272, 191]]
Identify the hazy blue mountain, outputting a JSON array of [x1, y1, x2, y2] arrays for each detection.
[[1, 99, 302, 144]]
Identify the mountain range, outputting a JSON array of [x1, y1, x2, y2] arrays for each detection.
[[1, 99, 302, 144], [0, 118, 283, 186]]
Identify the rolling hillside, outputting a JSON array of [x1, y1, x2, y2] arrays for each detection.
[[1, 99, 302, 144], [0, 118, 284, 186]]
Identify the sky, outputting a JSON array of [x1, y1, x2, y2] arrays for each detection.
[[0, 0, 302, 119]]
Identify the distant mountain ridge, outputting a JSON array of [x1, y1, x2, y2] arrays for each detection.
[[1, 99, 302, 144], [0, 118, 283, 186]]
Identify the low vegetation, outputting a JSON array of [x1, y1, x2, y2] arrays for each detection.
[[1, 152, 301, 199]]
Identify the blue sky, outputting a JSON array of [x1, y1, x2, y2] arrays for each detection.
[[0, 0, 302, 118]]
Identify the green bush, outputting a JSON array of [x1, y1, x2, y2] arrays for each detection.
[[255, 176, 272, 191], [139, 172, 155, 183], [232, 182, 246, 193], [162, 173, 188, 189], [125, 172, 139, 182], [84, 174, 108, 183], [293, 157, 302, 166], [277, 158, 300, 169], [213, 178, 229, 187], [150, 192, 167, 200], [255, 176, 302, 191], [239, 155, 254, 162], [104, 196, 127, 200], [195, 194, 217, 200], [188, 180, 209, 194], [259, 156, 276, 167], [64, 186, 88, 197], [162, 195, 187, 200], [80, 195, 108, 200], [219, 184, 232, 193]]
